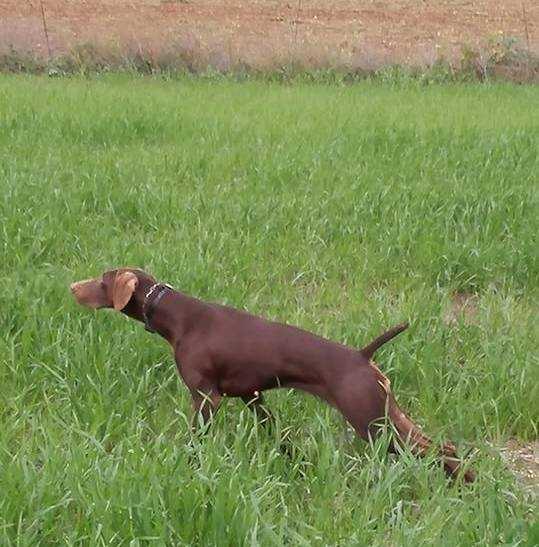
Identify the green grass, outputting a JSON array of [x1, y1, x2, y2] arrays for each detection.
[[0, 75, 538, 545]]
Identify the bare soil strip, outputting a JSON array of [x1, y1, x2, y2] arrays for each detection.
[[1, 1, 537, 67]]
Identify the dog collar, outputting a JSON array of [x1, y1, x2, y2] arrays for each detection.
[[142, 282, 173, 333]]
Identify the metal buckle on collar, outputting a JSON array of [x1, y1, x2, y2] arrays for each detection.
[[143, 283, 173, 333]]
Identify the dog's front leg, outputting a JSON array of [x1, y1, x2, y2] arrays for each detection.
[[241, 393, 273, 426], [191, 389, 222, 432], [241, 393, 296, 457], [175, 349, 222, 432]]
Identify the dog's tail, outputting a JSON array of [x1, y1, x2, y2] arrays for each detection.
[[360, 322, 409, 360], [375, 371, 475, 483]]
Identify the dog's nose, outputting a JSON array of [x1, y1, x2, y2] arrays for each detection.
[[70, 282, 78, 293]]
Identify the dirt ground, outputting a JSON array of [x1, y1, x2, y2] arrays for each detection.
[[500, 440, 538, 498], [1, 0, 537, 67]]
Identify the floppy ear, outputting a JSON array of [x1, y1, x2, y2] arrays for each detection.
[[112, 271, 138, 311]]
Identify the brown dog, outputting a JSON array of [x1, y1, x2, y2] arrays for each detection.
[[71, 268, 475, 482]]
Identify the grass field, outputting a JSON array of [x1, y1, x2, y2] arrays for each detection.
[[0, 75, 538, 545]]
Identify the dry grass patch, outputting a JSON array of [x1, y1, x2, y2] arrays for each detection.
[[443, 292, 480, 326]]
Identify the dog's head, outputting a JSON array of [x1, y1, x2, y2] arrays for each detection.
[[70, 268, 155, 311]]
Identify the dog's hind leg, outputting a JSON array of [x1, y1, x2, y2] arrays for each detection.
[[335, 364, 475, 482]]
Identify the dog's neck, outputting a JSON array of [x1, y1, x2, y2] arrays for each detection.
[[122, 281, 200, 346], [118, 276, 153, 322], [142, 283, 173, 333]]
